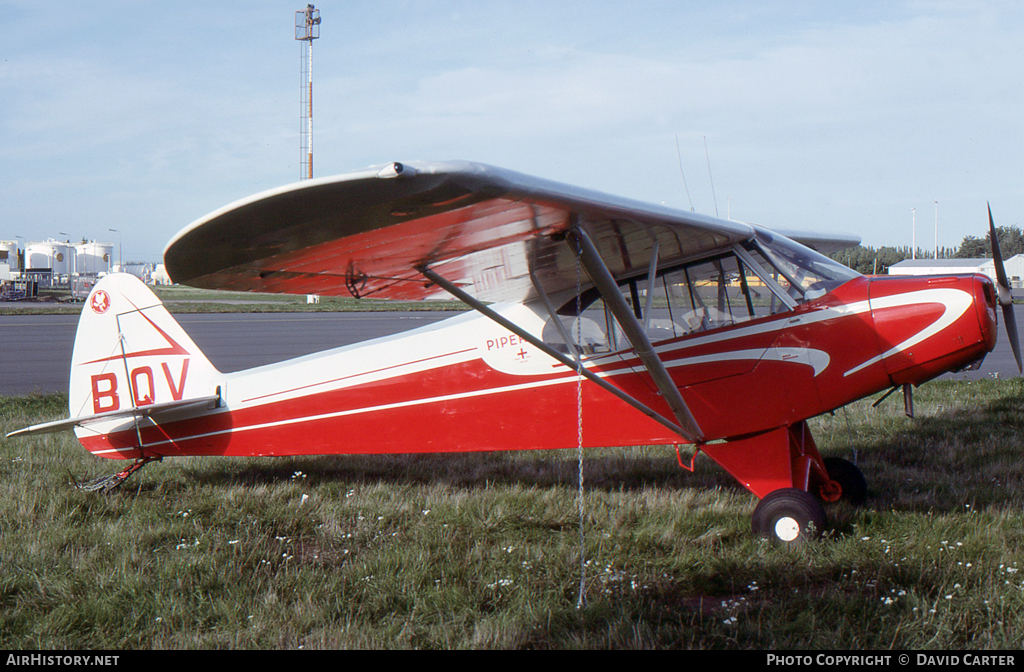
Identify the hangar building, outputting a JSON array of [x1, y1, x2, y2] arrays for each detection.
[[888, 255, 1024, 290]]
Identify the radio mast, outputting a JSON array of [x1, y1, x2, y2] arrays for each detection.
[[296, 5, 321, 180]]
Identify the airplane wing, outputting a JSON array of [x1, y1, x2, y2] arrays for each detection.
[[164, 161, 780, 305], [770, 228, 861, 255]]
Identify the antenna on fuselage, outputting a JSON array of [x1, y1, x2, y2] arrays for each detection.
[[674, 134, 695, 212], [704, 135, 719, 217]]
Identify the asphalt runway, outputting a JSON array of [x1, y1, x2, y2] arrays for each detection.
[[0, 312, 457, 396], [1, 307, 1021, 396]]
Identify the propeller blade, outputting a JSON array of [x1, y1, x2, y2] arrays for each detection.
[[988, 202, 1022, 373], [989, 202, 1012, 304], [1004, 303, 1022, 373]]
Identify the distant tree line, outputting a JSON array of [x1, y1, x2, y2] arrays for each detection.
[[829, 225, 1024, 275]]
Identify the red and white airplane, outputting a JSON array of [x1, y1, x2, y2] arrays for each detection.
[[9, 161, 1019, 544]]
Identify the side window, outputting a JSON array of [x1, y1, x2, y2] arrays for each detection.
[[657, 253, 790, 335], [542, 248, 801, 353]]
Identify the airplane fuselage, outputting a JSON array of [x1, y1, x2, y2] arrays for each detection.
[[76, 273, 997, 494]]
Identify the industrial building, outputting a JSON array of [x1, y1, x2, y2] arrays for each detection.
[[1, 238, 116, 300], [0, 241, 18, 281], [887, 255, 1024, 289]]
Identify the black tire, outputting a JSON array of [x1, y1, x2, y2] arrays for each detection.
[[752, 488, 827, 545], [822, 457, 868, 506]]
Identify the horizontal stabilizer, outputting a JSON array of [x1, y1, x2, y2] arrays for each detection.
[[6, 394, 221, 439]]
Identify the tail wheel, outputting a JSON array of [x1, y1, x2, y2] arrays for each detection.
[[821, 457, 867, 506], [752, 488, 827, 545]]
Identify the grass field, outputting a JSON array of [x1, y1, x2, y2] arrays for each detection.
[[1, 379, 1023, 649], [1, 286, 468, 315]]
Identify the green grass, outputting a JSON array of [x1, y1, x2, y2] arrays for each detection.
[[1, 285, 468, 315], [2, 380, 1024, 649]]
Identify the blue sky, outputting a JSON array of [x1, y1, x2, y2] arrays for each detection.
[[2, 1, 1022, 263]]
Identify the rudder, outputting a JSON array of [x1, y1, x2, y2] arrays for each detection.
[[69, 273, 221, 422]]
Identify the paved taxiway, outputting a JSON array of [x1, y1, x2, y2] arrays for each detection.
[[0, 311, 455, 396], [1, 306, 1021, 396]]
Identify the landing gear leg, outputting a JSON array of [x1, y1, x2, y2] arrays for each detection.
[[74, 456, 162, 493]]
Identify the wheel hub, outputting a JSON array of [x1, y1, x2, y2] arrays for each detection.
[[774, 516, 802, 542], [818, 479, 843, 503]]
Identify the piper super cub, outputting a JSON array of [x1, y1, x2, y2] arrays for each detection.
[[10, 161, 1019, 544]]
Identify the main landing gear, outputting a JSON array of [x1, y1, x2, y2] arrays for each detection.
[[750, 456, 867, 545], [698, 422, 868, 546]]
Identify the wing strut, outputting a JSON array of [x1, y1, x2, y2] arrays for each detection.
[[416, 266, 699, 442], [566, 225, 704, 442]]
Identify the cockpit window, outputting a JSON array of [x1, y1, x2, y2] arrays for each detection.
[[751, 230, 861, 300]]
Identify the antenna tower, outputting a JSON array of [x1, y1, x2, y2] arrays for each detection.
[[296, 5, 321, 180]]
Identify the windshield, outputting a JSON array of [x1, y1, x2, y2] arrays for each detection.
[[752, 230, 861, 301]]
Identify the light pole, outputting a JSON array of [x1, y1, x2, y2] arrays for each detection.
[[911, 208, 916, 259], [296, 5, 321, 181], [109, 229, 121, 271]]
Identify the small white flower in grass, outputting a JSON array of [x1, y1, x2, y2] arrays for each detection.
[[299, 494, 309, 506]]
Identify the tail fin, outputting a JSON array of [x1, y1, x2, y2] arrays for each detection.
[[69, 273, 221, 421]]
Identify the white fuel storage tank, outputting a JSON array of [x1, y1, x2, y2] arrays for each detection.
[[75, 241, 114, 275], [25, 240, 73, 274]]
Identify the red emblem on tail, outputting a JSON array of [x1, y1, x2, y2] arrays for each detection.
[[90, 290, 110, 314]]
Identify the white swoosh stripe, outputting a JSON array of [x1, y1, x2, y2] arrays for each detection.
[[844, 288, 973, 377]]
